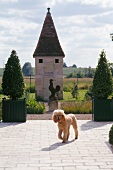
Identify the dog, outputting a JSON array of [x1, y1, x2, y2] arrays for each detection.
[[52, 109, 78, 143]]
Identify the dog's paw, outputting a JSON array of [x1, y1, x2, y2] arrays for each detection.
[[62, 140, 67, 143]]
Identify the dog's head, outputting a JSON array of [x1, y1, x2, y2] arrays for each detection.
[[52, 109, 66, 123]]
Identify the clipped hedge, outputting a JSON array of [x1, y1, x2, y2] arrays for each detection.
[[109, 125, 113, 145], [26, 99, 45, 114]]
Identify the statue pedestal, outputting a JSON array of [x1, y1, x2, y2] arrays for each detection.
[[48, 100, 58, 112]]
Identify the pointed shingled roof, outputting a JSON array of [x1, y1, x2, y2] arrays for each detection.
[[33, 8, 65, 57]]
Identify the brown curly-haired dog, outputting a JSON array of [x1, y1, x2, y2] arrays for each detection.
[[52, 109, 78, 143]]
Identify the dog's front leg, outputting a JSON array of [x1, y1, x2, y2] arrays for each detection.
[[58, 130, 63, 140], [62, 129, 68, 143]]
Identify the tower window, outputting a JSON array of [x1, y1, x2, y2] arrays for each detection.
[[39, 59, 43, 63], [55, 59, 59, 63]]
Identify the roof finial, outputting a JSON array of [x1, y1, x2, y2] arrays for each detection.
[[47, 7, 51, 14]]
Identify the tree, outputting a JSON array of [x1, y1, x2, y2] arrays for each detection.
[[66, 73, 73, 78], [63, 62, 67, 68], [72, 64, 77, 68], [2, 50, 25, 100], [22, 62, 33, 76], [92, 50, 112, 99], [71, 84, 79, 99]]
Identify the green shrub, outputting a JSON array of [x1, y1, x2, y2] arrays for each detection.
[[0, 87, 3, 94], [66, 73, 78, 78], [36, 96, 47, 102], [63, 86, 72, 92], [60, 100, 92, 114], [26, 99, 45, 114], [84, 86, 93, 100], [71, 84, 79, 99], [109, 125, 113, 145]]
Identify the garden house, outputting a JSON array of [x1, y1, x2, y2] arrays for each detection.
[[33, 8, 65, 100]]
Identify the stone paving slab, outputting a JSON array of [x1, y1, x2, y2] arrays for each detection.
[[0, 120, 113, 170]]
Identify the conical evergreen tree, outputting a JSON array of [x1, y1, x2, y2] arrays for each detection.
[[2, 50, 25, 100], [92, 50, 112, 99]]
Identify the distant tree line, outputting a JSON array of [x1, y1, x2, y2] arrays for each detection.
[[63, 62, 77, 68], [65, 66, 95, 78], [21, 62, 113, 78]]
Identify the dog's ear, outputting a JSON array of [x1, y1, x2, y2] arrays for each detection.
[[62, 114, 66, 121], [52, 114, 58, 123]]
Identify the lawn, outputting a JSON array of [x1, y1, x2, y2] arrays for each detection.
[[63, 78, 93, 91], [0, 77, 91, 108], [63, 90, 88, 101]]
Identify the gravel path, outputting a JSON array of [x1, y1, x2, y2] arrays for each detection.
[[27, 113, 92, 120]]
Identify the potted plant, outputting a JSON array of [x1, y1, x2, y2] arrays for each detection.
[[92, 49, 113, 121], [2, 50, 26, 122]]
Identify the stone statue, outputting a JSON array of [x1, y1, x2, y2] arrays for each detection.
[[49, 79, 60, 101]]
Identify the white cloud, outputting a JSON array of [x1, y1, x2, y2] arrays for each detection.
[[0, 0, 113, 68], [1, 0, 18, 2], [54, 10, 113, 67], [66, 0, 113, 7], [45, 0, 113, 8]]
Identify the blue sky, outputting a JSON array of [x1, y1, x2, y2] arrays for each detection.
[[0, 0, 113, 68]]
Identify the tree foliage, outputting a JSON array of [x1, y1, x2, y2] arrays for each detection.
[[2, 50, 25, 100], [63, 62, 67, 68], [92, 50, 112, 99], [66, 71, 84, 78], [86, 66, 94, 78], [72, 64, 77, 68], [22, 62, 33, 76]]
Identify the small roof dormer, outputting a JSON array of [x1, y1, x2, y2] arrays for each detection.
[[33, 8, 65, 57]]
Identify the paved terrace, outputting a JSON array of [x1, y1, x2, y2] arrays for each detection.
[[0, 120, 113, 170]]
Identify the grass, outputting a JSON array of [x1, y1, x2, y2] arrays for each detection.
[[60, 100, 92, 114], [24, 90, 88, 102], [63, 78, 93, 91], [63, 90, 88, 101]]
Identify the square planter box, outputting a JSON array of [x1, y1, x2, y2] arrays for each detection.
[[2, 98, 27, 122], [92, 99, 113, 121]]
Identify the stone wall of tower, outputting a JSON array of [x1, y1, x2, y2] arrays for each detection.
[[35, 56, 63, 101]]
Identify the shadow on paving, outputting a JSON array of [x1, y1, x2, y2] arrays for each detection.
[[105, 141, 113, 153], [0, 122, 25, 128], [80, 120, 113, 131], [41, 139, 75, 151]]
